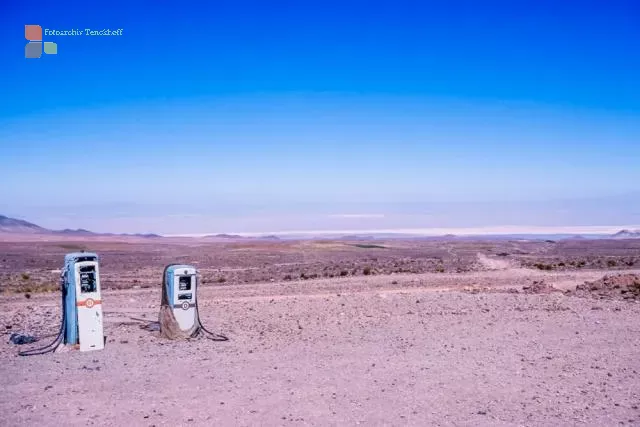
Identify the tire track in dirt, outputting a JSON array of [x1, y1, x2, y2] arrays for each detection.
[[476, 252, 512, 270]]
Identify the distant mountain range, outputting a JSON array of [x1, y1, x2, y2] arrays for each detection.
[[2, 214, 640, 240], [0, 215, 161, 238], [0, 215, 45, 234], [611, 229, 640, 239]]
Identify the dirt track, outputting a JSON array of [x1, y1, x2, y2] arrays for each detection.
[[2, 267, 640, 426]]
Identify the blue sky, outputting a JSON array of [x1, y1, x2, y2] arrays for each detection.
[[1, 1, 639, 234]]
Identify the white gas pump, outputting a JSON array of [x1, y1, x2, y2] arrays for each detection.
[[69, 254, 105, 351], [168, 264, 198, 331], [19, 252, 105, 356], [158, 264, 228, 341]]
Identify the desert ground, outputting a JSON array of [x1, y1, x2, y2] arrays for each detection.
[[1, 237, 640, 426]]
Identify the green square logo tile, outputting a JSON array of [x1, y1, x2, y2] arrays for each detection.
[[44, 42, 57, 54], [25, 42, 42, 58]]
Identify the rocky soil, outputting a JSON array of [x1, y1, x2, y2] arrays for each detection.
[[567, 273, 640, 301], [1, 238, 640, 293], [2, 264, 640, 426]]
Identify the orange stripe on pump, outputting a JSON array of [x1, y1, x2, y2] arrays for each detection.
[[76, 298, 102, 308]]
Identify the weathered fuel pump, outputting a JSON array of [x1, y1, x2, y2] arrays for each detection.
[[19, 252, 105, 356], [158, 264, 228, 341]]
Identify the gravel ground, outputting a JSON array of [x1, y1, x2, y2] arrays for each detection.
[[2, 268, 640, 426], [2, 238, 639, 293]]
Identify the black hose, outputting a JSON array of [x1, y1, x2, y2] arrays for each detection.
[[18, 301, 66, 356], [195, 274, 228, 342], [18, 276, 68, 356], [197, 311, 229, 341]]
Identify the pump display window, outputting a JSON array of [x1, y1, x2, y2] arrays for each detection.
[[179, 276, 192, 291], [79, 266, 97, 293]]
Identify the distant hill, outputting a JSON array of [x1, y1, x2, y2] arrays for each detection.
[[100, 232, 162, 238], [0, 215, 46, 233], [561, 235, 587, 240], [99, 231, 162, 239], [611, 229, 640, 239], [258, 235, 281, 241], [56, 228, 95, 236], [132, 233, 162, 238]]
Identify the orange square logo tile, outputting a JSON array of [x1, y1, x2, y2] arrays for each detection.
[[25, 24, 42, 41]]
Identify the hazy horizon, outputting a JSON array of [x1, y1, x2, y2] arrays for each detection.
[[2, 194, 640, 235], [2, 2, 638, 235]]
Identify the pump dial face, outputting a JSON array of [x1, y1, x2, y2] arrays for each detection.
[[181, 301, 190, 310], [179, 276, 191, 291]]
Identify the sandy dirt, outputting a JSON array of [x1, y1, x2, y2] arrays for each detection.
[[2, 261, 640, 426]]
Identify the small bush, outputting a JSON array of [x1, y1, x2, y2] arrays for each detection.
[[283, 274, 292, 281], [20, 282, 58, 294], [340, 270, 348, 277], [21, 273, 30, 281], [216, 276, 227, 283], [363, 267, 372, 275], [607, 260, 617, 267]]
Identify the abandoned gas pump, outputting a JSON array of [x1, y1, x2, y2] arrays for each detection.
[[158, 264, 228, 341], [63, 252, 104, 351], [19, 252, 105, 356]]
